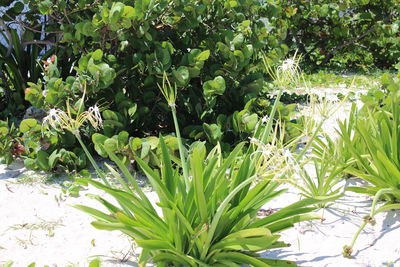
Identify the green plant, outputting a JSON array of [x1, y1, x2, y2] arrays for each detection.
[[290, 157, 346, 207], [20, 0, 291, 145], [0, 120, 23, 164], [40, 96, 109, 184], [0, 22, 55, 119], [72, 54, 337, 266], [282, 1, 400, 70], [312, 103, 365, 170], [92, 130, 180, 169], [339, 73, 400, 257], [17, 118, 87, 172]]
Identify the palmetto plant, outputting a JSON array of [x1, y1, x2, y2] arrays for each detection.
[[340, 77, 400, 257], [72, 54, 337, 266]]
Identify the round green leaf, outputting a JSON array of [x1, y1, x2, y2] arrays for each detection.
[[173, 66, 190, 85], [92, 49, 104, 61], [20, 119, 38, 133]]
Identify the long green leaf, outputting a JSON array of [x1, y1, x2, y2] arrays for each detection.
[[211, 252, 271, 267]]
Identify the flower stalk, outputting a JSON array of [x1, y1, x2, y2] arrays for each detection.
[[158, 72, 190, 189], [42, 85, 109, 185]]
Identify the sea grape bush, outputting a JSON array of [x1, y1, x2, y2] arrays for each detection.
[[0, 120, 22, 164], [19, 0, 289, 145], [282, 0, 400, 69]]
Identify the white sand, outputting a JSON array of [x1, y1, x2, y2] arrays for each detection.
[[261, 182, 400, 267], [0, 162, 138, 267]]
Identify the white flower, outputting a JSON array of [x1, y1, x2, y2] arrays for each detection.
[[42, 104, 104, 135], [249, 137, 261, 145], [88, 105, 103, 130], [326, 94, 339, 102], [278, 58, 296, 72], [42, 108, 67, 131], [261, 115, 269, 124]]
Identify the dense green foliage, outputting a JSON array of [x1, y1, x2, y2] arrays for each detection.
[[0, 0, 399, 171], [16, 0, 288, 143], [283, 0, 400, 70], [340, 73, 400, 201], [1, 1, 400, 264]]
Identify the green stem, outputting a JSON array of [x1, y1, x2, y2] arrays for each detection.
[[296, 119, 325, 162], [171, 105, 190, 189], [349, 220, 368, 249], [76, 134, 110, 186], [260, 88, 284, 144], [370, 188, 393, 217], [348, 188, 394, 254]]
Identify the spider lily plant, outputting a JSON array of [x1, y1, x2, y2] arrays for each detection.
[[74, 53, 336, 266], [41, 87, 109, 185], [290, 157, 346, 208], [340, 80, 400, 257]]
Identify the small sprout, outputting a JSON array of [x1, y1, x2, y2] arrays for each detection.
[[48, 229, 55, 237], [342, 245, 353, 258]]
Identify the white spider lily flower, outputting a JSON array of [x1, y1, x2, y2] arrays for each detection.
[[264, 51, 303, 90], [87, 105, 103, 130], [278, 58, 296, 72], [42, 108, 67, 131], [325, 94, 339, 102], [42, 104, 104, 135], [249, 137, 261, 146]]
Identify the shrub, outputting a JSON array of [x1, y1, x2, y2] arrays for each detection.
[[20, 0, 289, 145], [0, 120, 22, 164], [282, 0, 400, 69]]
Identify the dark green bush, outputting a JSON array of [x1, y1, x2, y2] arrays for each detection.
[[20, 0, 289, 145], [282, 0, 400, 70]]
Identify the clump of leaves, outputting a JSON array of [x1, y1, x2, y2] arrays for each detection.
[[290, 157, 346, 208], [339, 73, 400, 257], [0, 120, 23, 164], [74, 54, 335, 266]]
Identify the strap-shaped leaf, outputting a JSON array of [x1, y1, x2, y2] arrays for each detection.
[[74, 204, 118, 222], [159, 135, 176, 197], [135, 239, 174, 250], [265, 213, 321, 233], [211, 252, 271, 267], [212, 235, 281, 252], [191, 144, 208, 222], [248, 195, 338, 228]]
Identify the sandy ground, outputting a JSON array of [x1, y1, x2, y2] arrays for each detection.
[[0, 161, 148, 267], [261, 182, 400, 267], [1, 88, 399, 267]]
